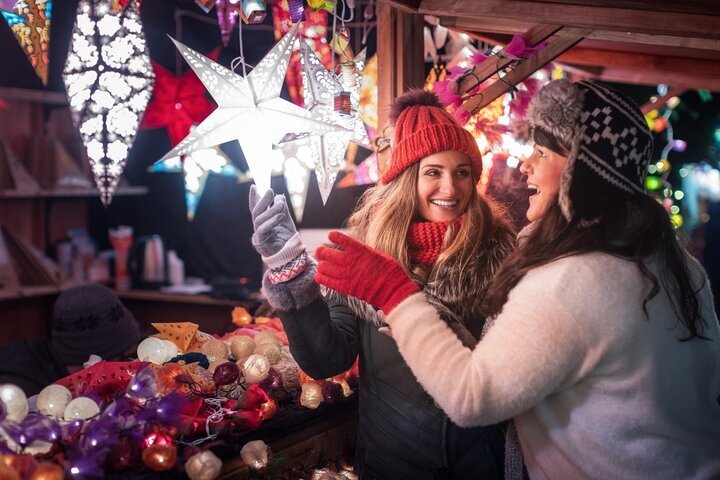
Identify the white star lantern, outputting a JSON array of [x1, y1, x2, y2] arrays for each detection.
[[283, 40, 370, 203], [151, 147, 246, 220], [162, 22, 347, 194], [63, 0, 154, 205]]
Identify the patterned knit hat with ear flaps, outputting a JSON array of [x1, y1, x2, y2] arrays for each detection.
[[381, 89, 483, 184], [527, 79, 653, 224]]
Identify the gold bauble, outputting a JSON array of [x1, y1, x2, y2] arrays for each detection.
[[252, 331, 279, 347], [253, 343, 281, 365], [0, 463, 20, 480], [184, 450, 222, 480], [300, 383, 323, 409], [230, 336, 256, 363], [200, 339, 229, 363]]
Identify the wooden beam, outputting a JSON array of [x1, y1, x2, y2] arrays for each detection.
[[376, 3, 424, 175], [457, 24, 562, 94], [557, 48, 720, 78], [420, 0, 720, 39], [596, 68, 720, 93], [462, 28, 591, 114], [378, 0, 421, 13]]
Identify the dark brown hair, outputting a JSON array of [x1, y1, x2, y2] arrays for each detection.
[[483, 132, 708, 341]]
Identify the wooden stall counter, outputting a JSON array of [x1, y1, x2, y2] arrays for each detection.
[[114, 289, 260, 335]]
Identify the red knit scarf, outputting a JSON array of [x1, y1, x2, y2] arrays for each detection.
[[408, 217, 463, 266]]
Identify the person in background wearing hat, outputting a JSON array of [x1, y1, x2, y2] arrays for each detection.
[[315, 80, 720, 479], [248, 90, 515, 479], [0, 284, 141, 397]]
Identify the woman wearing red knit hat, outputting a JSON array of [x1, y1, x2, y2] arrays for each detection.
[[249, 89, 515, 479], [316, 80, 720, 479]]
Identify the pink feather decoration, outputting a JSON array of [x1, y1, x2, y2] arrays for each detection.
[[503, 34, 546, 59], [434, 81, 463, 108]]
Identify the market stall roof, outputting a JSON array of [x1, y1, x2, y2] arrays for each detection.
[[382, 0, 720, 93]]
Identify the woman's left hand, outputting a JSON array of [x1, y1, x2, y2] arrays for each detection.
[[315, 231, 419, 315]]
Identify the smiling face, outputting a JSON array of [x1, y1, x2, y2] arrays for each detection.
[[416, 151, 474, 222], [519, 144, 568, 222]]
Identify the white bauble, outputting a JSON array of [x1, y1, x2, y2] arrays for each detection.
[[63, 396, 100, 421], [185, 450, 223, 480], [0, 384, 28, 422], [137, 337, 174, 364], [242, 354, 270, 384], [36, 384, 72, 419], [160, 339, 179, 360]]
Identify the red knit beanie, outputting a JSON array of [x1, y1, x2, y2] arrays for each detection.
[[381, 89, 483, 185]]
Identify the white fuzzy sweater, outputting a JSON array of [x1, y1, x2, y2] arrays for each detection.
[[387, 252, 720, 479]]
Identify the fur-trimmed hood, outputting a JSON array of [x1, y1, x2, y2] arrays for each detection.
[[324, 221, 515, 347]]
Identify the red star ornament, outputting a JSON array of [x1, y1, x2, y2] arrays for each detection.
[[140, 48, 220, 147]]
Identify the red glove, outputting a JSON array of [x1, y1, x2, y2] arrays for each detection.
[[315, 231, 420, 314]]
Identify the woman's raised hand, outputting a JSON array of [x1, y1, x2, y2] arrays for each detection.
[[316, 231, 419, 314], [248, 185, 299, 261]]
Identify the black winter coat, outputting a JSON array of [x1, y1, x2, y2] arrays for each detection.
[[279, 296, 505, 480]]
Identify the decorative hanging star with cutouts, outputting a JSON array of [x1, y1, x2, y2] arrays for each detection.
[[151, 146, 244, 220], [63, 0, 154, 206], [162, 22, 347, 193], [140, 48, 220, 147], [282, 40, 369, 203]]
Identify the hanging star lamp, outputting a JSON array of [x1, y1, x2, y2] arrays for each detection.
[[62, 0, 154, 205], [282, 40, 369, 203], [162, 22, 347, 194], [151, 147, 243, 220], [1, 0, 51, 85], [140, 48, 220, 147]]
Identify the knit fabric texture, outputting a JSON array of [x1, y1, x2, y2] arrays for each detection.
[[51, 284, 140, 365], [528, 80, 653, 224], [407, 217, 462, 266], [382, 103, 483, 184]]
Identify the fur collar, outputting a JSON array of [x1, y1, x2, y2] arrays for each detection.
[[324, 222, 515, 347]]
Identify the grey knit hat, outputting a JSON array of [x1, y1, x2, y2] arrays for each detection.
[[51, 284, 140, 364], [527, 79, 653, 224]]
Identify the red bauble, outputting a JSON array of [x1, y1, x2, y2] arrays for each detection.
[[105, 437, 138, 471], [213, 361, 240, 387], [322, 381, 344, 404], [144, 431, 174, 448], [142, 444, 178, 472], [258, 398, 278, 421]]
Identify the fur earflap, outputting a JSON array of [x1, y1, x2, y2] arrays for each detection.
[[527, 79, 584, 149], [389, 89, 444, 123]]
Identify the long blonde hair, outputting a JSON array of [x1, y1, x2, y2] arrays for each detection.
[[346, 162, 510, 280]]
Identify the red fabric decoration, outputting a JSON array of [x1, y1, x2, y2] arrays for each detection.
[[0, 98, 7, 109], [316, 232, 420, 314], [55, 361, 149, 400], [140, 48, 220, 146], [272, 1, 331, 106]]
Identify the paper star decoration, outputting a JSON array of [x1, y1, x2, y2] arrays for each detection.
[[1, 0, 51, 85], [140, 48, 219, 147], [270, 140, 316, 222], [162, 22, 347, 194], [63, 0, 154, 205], [282, 40, 369, 203], [151, 146, 245, 220]]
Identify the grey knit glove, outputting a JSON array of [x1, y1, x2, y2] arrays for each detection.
[[249, 185, 304, 269]]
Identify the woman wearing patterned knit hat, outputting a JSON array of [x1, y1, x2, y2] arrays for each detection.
[[249, 90, 515, 479], [315, 80, 720, 479]]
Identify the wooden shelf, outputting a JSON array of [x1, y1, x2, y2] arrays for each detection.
[[0, 87, 67, 106], [0, 285, 62, 301], [115, 289, 248, 307], [0, 186, 148, 199]]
